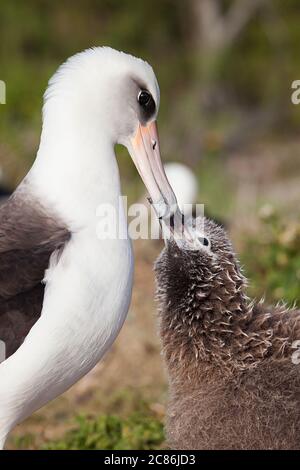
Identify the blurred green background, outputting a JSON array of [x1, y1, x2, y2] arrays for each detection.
[[1, 0, 300, 449], [1, 0, 300, 188]]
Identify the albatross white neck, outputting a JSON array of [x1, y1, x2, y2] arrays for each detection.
[[30, 92, 124, 229]]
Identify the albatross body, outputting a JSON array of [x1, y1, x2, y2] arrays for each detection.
[[0, 47, 178, 448]]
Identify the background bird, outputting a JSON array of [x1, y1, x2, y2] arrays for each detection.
[[155, 216, 300, 450], [163, 163, 198, 214], [0, 47, 178, 449]]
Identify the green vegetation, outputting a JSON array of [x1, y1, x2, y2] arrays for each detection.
[[242, 209, 300, 304], [43, 412, 164, 450], [1, 0, 300, 186], [13, 433, 36, 450]]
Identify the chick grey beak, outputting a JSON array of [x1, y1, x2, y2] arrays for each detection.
[[129, 121, 178, 219], [159, 207, 194, 245]]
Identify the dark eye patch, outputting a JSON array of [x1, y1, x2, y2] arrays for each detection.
[[137, 89, 156, 122]]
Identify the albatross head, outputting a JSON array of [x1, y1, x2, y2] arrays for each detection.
[[43, 47, 178, 219]]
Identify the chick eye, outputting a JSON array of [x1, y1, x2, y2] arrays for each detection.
[[199, 237, 210, 248], [138, 90, 152, 107]]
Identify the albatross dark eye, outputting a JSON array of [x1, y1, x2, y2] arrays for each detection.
[[137, 89, 156, 121], [199, 237, 210, 248], [138, 90, 151, 106]]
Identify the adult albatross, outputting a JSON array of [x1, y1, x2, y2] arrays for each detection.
[[0, 47, 178, 448]]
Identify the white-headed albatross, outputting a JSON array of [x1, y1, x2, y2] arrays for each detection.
[[0, 47, 179, 448]]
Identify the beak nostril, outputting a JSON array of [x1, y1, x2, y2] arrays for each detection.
[[152, 140, 157, 150]]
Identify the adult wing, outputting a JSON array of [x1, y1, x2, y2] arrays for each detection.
[[0, 186, 71, 358]]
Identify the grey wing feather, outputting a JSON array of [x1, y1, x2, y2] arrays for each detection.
[[0, 186, 71, 358]]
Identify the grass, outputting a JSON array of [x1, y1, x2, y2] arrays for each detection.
[[242, 208, 300, 305], [12, 407, 165, 450], [43, 413, 164, 450]]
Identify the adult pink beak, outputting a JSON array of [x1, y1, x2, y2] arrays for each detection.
[[129, 121, 178, 219]]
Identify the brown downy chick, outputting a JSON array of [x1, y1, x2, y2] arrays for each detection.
[[155, 217, 300, 450]]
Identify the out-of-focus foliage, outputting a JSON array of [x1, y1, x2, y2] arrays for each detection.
[[43, 413, 164, 450], [0, 0, 188, 186], [242, 207, 300, 304], [1, 0, 300, 187]]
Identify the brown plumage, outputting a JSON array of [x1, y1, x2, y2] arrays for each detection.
[[155, 217, 300, 450], [0, 182, 70, 358]]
